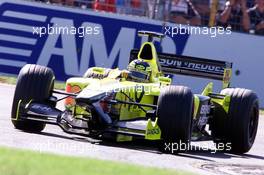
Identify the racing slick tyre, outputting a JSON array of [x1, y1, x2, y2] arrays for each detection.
[[212, 88, 259, 154], [83, 68, 111, 79], [11, 64, 55, 132], [157, 86, 193, 153]]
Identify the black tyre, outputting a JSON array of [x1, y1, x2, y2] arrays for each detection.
[[212, 88, 259, 153], [157, 86, 193, 153], [11, 64, 55, 132], [83, 68, 111, 79]]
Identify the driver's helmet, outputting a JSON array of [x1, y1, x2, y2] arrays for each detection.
[[127, 59, 152, 83]]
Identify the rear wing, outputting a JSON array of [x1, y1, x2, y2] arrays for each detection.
[[130, 49, 233, 88]]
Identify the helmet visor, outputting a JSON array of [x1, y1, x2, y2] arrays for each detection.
[[129, 71, 149, 82]]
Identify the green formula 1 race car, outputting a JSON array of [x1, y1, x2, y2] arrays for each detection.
[[11, 31, 259, 154]]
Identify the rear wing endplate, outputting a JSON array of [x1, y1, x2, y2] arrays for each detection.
[[130, 49, 233, 88]]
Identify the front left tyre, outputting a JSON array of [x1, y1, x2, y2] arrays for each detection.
[[11, 64, 55, 132]]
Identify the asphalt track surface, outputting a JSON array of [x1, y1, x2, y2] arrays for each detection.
[[0, 83, 263, 175]]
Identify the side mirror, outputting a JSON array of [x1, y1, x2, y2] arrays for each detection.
[[158, 76, 171, 85]]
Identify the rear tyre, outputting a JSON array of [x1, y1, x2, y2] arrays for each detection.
[[11, 64, 55, 132], [212, 88, 259, 153], [157, 86, 193, 153]]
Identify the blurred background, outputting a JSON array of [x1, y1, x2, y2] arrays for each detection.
[[35, 0, 264, 35]]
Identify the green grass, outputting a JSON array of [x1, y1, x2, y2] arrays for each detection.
[[0, 75, 65, 90], [260, 109, 264, 115], [0, 75, 17, 85], [0, 147, 191, 175], [54, 81, 66, 90]]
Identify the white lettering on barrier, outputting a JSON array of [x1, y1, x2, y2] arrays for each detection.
[[80, 24, 136, 74], [37, 18, 137, 76], [37, 18, 79, 75], [36, 18, 178, 76]]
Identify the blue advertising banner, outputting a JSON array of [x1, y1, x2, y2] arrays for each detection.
[[0, 0, 189, 80]]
